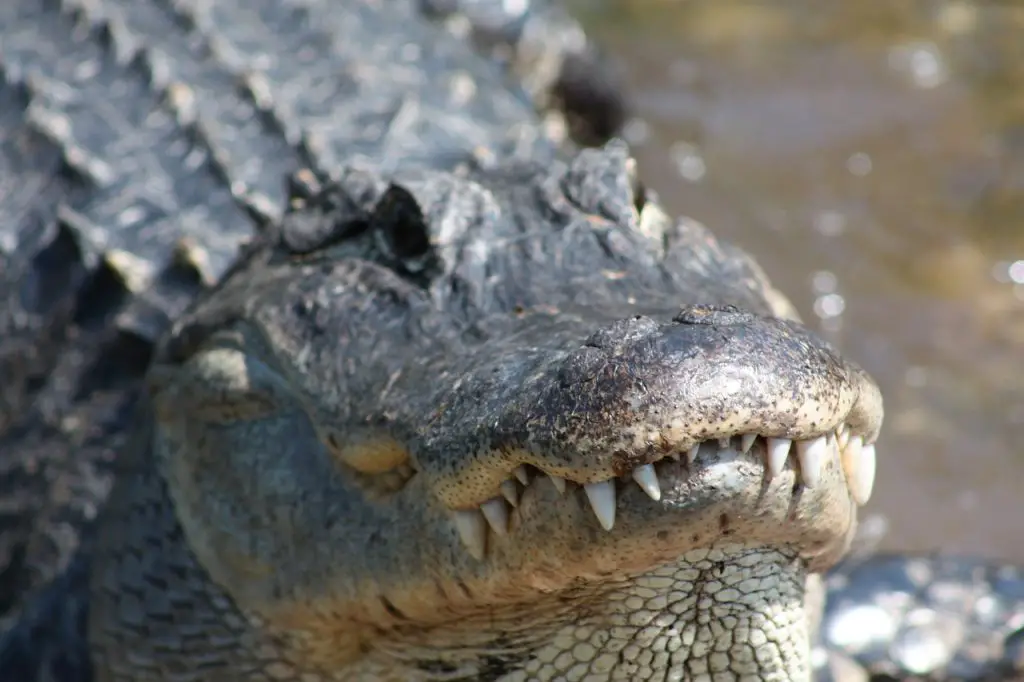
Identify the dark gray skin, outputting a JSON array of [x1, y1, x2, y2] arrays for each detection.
[[1, 0, 1022, 680]]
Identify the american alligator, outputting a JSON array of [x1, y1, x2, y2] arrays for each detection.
[[0, 0, 1022, 680]]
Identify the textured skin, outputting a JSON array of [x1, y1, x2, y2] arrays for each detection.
[[81, 147, 880, 681], [0, 0, 598, 628], [0, 0, 1021, 681]]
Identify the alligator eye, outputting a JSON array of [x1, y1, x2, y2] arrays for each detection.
[[320, 428, 411, 474], [320, 428, 416, 497]]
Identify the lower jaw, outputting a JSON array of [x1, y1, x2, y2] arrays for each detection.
[[267, 544, 815, 681], [505, 543, 813, 682]]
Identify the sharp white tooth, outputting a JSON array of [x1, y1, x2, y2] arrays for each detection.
[[513, 465, 530, 486], [718, 437, 731, 449], [499, 480, 519, 507], [840, 435, 862, 498], [841, 437, 876, 505], [740, 433, 757, 453], [830, 433, 842, 460], [686, 444, 700, 464], [668, 451, 681, 461], [479, 497, 509, 536], [796, 435, 828, 487], [631, 464, 661, 501], [584, 480, 617, 531], [548, 474, 567, 494], [452, 510, 487, 560], [766, 438, 791, 476], [858, 444, 877, 504], [837, 424, 850, 450]]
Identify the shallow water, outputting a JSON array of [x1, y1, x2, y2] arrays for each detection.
[[573, 1, 1024, 562]]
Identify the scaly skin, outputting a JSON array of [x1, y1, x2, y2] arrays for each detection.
[[0, 0, 619, 635], [86, 148, 882, 681], [3, 0, 1021, 681]]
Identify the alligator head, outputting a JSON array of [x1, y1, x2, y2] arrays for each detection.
[[89, 144, 882, 681]]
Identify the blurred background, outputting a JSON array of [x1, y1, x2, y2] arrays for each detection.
[[567, 0, 1024, 563]]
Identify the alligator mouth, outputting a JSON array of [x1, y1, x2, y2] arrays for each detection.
[[449, 425, 876, 560]]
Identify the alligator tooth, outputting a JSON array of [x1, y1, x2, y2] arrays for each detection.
[[858, 444, 877, 503], [718, 437, 731, 449], [686, 444, 700, 464], [513, 465, 530, 486], [548, 474, 567, 494], [584, 480, 617, 531], [740, 433, 757, 453], [479, 498, 509, 536], [796, 435, 828, 487], [500, 480, 519, 507], [841, 436, 876, 505], [668, 451, 681, 461], [766, 438, 791, 476], [839, 435, 862, 495], [836, 424, 850, 450], [452, 509, 487, 560], [631, 464, 661, 501]]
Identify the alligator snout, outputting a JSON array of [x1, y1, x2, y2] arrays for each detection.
[[416, 305, 882, 565]]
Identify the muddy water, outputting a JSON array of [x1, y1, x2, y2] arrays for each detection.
[[572, 1, 1024, 562]]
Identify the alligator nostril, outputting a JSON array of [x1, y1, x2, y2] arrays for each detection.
[[673, 305, 751, 326]]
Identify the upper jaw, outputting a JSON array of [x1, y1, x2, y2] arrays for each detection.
[[449, 427, 873, 570], [416, 306, 882, 566]]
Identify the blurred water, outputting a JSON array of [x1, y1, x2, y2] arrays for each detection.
[[574, 0, 1024, 562]]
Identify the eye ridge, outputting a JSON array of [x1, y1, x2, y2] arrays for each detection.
[[149, 344, 288, 426]]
